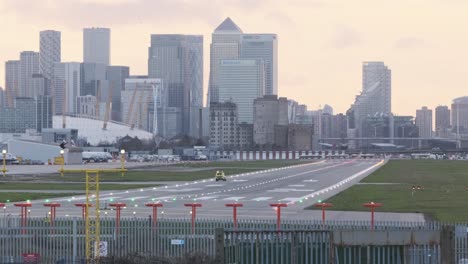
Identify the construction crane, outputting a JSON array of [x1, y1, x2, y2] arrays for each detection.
[[125, 83, 139, 126], [102, 84, 113, 130]]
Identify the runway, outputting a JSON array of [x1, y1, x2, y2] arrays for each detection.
[[3, 159, 427, 222]]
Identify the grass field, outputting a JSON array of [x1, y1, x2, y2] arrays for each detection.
[[0, 193, 77, 203], [309, 160, 468, 222], [0, 182, 159, 191]]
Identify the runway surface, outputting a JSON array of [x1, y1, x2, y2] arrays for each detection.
[[5, 159, 425, 222]]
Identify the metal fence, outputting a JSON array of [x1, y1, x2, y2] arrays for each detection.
[[0, 217, 466, 263]]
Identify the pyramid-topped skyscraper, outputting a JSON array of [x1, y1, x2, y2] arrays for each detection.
[[208, 18, 244, 104]]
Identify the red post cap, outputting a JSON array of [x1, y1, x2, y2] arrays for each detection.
[[225, 203, 243, 207], [314, 202, 333, 208], [145, 203, 163, 207], [362, 202, 383, 208]]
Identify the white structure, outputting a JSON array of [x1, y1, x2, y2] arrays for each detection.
[[7, 139, 62, 164], [4, 60, 20, 107], [241, 34, 277, 95], [19, 51, 40, 98], [416, 106, 433, 138], [208, 17, 243, 104], [218, 59, 265, 124], [53, 62, 81, 114], [39, 30, 61, 90], [83, 28, 110, 65], [122, 78, 164, 135], [52, 115, 153, 145]]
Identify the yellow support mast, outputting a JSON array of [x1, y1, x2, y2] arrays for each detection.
[[85, 170, 100, 262]]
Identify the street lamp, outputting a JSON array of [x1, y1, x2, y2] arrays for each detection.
[[120, 149, 126, 177], [59, 149, 65, 177], [1, 149, 7, 177]]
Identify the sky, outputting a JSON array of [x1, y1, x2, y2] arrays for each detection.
[[0, 0, 467, 115]]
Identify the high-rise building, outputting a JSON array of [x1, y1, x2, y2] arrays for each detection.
[[347, 62, 392, 140], [416, 106, 433, 138], [241, 34, 277, 95], [106, 66, 130, 121], [435, 105, 450, 137], [208, 18, 243, 104], [0, 88, 4, 108], [83, 28, 111, 65], [148, 34, 203, 135], [32, 73, 47, 98], [218, 59, 265, 124], [253, 95, 288, 146], [4, 60, 20, 107], [451, 97, 468, 135], [19, 51, 40, 98], [209, 102, 241, 150], [0, 97, 37, 133], [36, 95, 53, 132], [39, 30, 61, 94], [80, 62, 108, 105], [53, 62, 81, 114]]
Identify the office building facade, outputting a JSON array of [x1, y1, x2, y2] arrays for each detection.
[[241, 34, 277, 95], [5, 60, 20, 107], [106, 66, 130, 121], [148, 34, 203, 135], [218, 59, 265, 124], [39, 30, 61, 93], [435, 105, 451, 137], [83, 28, 111, 65], [416, 106, 433, 138], [53, 62, 81, 114], [19, 51, 40, 98]]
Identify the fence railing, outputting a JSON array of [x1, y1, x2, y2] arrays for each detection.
[[0, 217, 466, 264]]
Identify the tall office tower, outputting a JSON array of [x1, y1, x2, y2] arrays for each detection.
[[4, 60, 20, 107], [218, 59, 265, 124], [19, 51, 40, 98], [241, 34, 277, 95], [253, 95, 288, 146], [106, 66, 130, 121], [0, 88, 4, 108], [148, 34, 203, 135], [416, 106, 433, 138], [36, 95, 53, 132], [53, 62, 81, 114], [435, 105, 451, 137], [32, 73, 47, 98], [451, 97, 468, 135], [83, 28, 111, 65], [39, 30, 61, 94], [80, 62, 108, 103], [347, 62, 392, 139], [208, 18, 243, 104]]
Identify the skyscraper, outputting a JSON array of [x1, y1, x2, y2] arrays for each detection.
[[83, 28, 111, 65], [218, 59, 265, 124], [53, 62, 81, 114], [241, 34, 277, 95], [106, 66, 130, 121], [435, 105, 450, 137], [19, 51, 40, 98], [451, 97, 468, 135], [416, 106, 433, 138], [347, 62, 392, 140], [4, 60, 20, 107], [208, 18, 243, 104], [39, 30, 61, 94], [148, 34, 203, 135]]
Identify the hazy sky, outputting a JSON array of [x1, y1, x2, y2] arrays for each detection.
[[1, 0, 467, 115]]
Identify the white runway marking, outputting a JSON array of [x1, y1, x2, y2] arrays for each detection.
[[233, 179, 248, 182], [222, 197, 245, 201], [194, 196, 217, 200], [293, 189, 315, 192], [206, 184, 225, 187], [267, 189, 295, 193], [252, 197, 272, 201], [122, 196, 149, 201], [159, 188, 202, 192], [280, 197, 302, 202], [101, 197, 120, 201], [288, 184, 305, 187], [303, 179, 318, 182]]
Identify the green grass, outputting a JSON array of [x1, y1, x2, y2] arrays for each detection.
[[0, 183, 160, 191], [0, 193, 77, 203], [42, 168, 264, 182], [307, 160, 468, 222]]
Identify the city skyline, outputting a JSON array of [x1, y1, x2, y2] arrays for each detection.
[[1, 0, 468, 115]]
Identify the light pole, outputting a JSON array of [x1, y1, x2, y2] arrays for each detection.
[[120, 149, 125, 177], [59, 149, 65, 177], [2, 149, 7, 177]]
